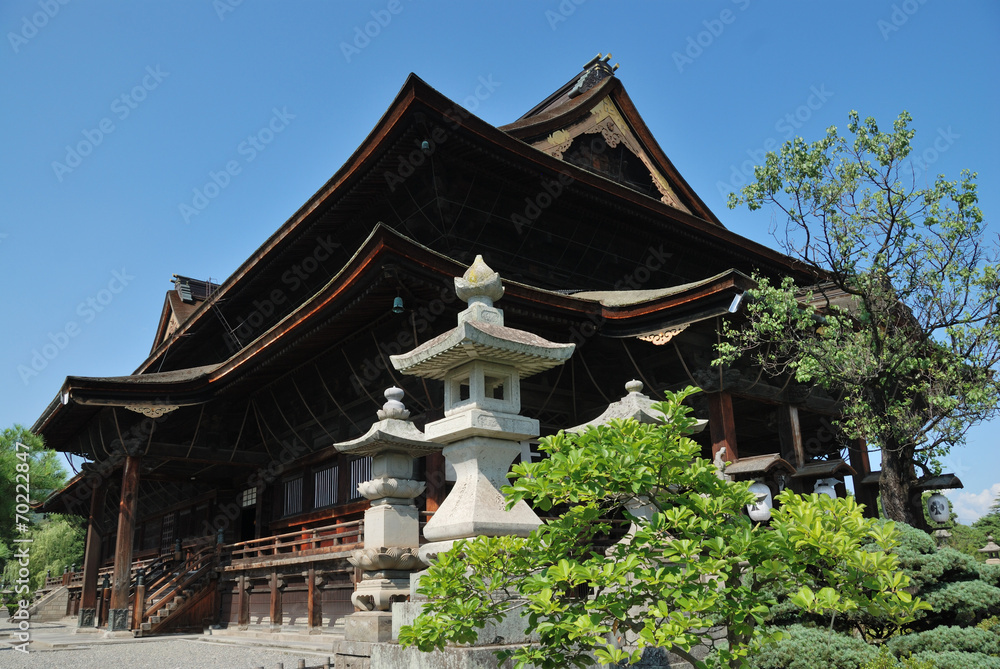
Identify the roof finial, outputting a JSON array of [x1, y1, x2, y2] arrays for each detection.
[[455, 255, 504, 306]]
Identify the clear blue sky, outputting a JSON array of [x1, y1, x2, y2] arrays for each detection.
[[2, 1, 997, 522]]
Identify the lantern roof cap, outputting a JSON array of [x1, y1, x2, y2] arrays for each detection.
[[980, 535, 1000, 554], [334, 387, 440, 457], [568, 380, 707, 433]]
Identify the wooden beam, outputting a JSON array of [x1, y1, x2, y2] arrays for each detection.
[[108, 455, 141, 631], [146, 442, 272, 466], [708, 391, 739, 463]]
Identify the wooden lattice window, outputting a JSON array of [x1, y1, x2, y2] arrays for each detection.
[[349, 457, 372, 501], [314, 465, 339, 508], [284, 477, 303, 516]]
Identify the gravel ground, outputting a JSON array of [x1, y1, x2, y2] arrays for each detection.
[[1, 618, 335, 669]]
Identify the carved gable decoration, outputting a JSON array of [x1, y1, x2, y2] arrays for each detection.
[[530, 98, 690, 213]]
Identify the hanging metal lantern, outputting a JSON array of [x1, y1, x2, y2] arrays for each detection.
[[926, 492, 950, 524], [814, 478, 837, 499], [747, 481, 773, 521]]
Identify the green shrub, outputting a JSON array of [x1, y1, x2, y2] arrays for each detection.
[[911, 650, 1000, 669], [892, 522, 938, 556], [860, 647, 933, 669], [921, 579, 1000, 627], [747, 625, 877, 669], [904, 548, 983, 591], [978, 615, 1000, 633], [887, 625, 1000, 656], [980, 563, 1000, 589]]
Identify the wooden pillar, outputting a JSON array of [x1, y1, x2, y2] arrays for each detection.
[[237, 575, 250, 629], [424, 452, 445, 513], [708, 392, 739, 464], [254, 483, 266, 540], [777, 405, 805, 468], [98, 578, 111, 627], [108, 454, 141, 632], [849, 439, 879, 517], [337, 456, 351, 505], [131, 571, 147, 631], [269, 570, 283, 631], [307, 567, 323, 632], [79, 483, 107, 627]]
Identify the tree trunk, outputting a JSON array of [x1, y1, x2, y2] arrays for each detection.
[[878, 441, 925, 529]]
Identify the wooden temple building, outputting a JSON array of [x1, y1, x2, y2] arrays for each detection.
[[32, 55, 879, 640]]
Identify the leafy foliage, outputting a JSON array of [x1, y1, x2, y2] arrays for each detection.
[[0, 425, 68, 579], [910, 651, 1000, 669], [0, 515, 85, 592], [399, 388, 925, 669], [719, 110, 1000, 525], [859, 648, 934, 669]]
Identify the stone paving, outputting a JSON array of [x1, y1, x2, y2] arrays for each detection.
[[0, 613, 336, 669]]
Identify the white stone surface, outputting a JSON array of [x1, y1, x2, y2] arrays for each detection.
[[424, 408, 539, 444], [363, 502, 420, 548], [422, 437, 541, 543]]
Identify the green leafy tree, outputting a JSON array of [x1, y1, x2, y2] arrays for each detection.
[[399, 388, 926, 669], [718, 111, 1000, 526], [973, 492, 1000, 540], [1, 514, 84, 592], [0, 426, 68, 566]]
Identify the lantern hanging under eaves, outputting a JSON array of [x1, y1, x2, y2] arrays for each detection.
[[926, 492, 950, 524], [747, 481, 773, 521], [814, 478, 837, 499]]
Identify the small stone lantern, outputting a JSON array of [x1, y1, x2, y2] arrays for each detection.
[[980, 535, 1000, 565], [334, 387, 439, 642]]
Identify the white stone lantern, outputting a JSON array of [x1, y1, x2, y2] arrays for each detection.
[[926, 492, 950, 524], [390, 255, 575, 563], [747, 481, 773, 521]]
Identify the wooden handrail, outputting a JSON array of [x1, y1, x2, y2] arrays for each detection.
[[224, 519, 363, 562]]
